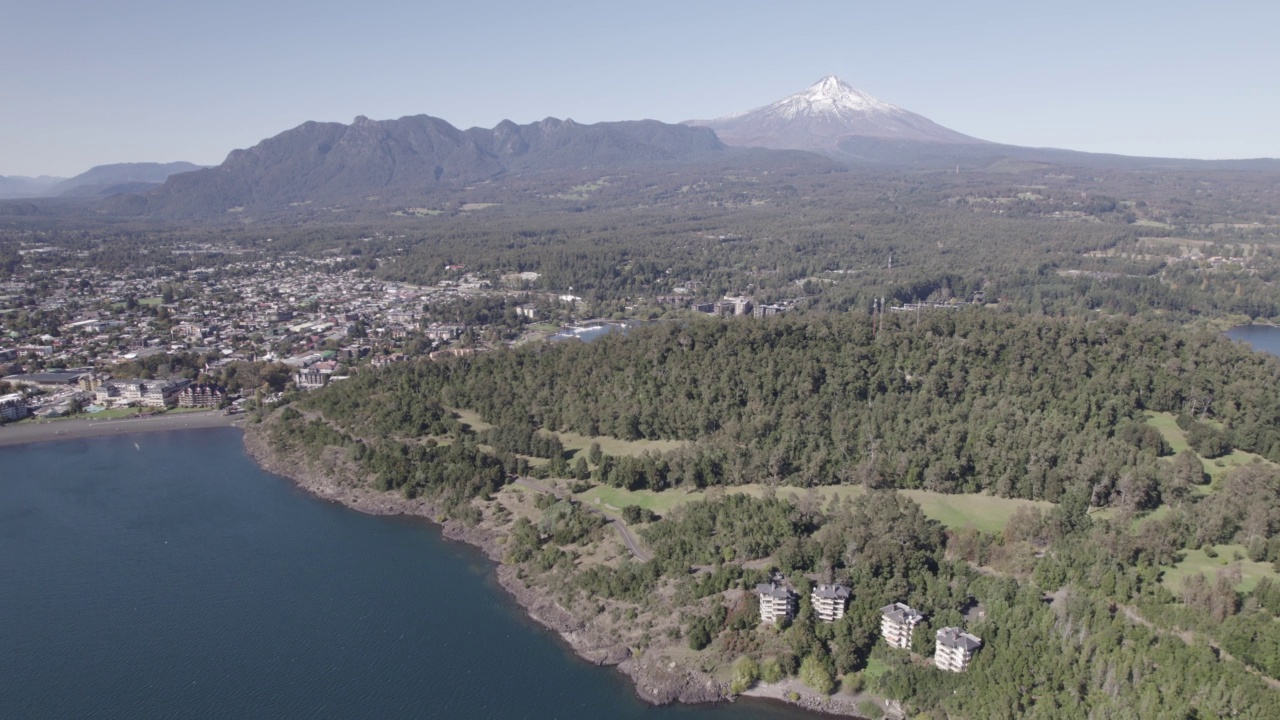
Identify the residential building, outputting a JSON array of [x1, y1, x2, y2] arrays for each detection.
[[424, 324, 465, 342], [0, 392, 28, 422], [178, 384, 228, 408], [811, 584, 851, 622], [880, 602, 924, 649], [142, 379, 190, 408], [755, 583, 797, 624], [295, 368, 329, 390], [934, 627, 982, 672]]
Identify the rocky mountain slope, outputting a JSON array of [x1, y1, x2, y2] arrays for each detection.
[[133, 115, 727, 217]]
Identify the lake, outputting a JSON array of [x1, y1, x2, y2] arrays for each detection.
[[1226, 324, 1280, 358], [0, 429, 808, 719]]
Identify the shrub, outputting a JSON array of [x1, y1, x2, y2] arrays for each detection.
[[800, 655, 835, 694], [730, 655, 760, 694], [760, 656, 784, 684]]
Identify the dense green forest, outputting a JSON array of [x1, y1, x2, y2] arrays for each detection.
[[290, 311, 1280, 506]]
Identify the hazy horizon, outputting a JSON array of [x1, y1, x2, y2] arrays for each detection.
[[4, 0, 1278, 177]]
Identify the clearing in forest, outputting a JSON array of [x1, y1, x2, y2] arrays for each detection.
[[1161, 544, 1278, 593]]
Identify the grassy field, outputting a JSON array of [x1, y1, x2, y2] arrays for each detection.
[[1161, 544, 1278, 594], [576, 485, 713, 516], [573, 482, 1053, 532], [453, 408, 684, 459], [1145, 411, 1275, 490], [451, 408, 494, 432], [900, 490, 1054, 534], [862, 658, 890, 683], [551, 430, 686, 459]]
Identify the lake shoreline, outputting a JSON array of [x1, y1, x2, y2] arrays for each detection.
[[0, 410, 241, 447], [238, 424, 869, 719]]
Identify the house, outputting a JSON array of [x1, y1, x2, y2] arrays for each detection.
[[880, 602, 924, 649], [934, 627, 982, 672], [811, 584, 851, 622], [0, 392, 28, 422], [178, 384, 228, 408], [755, 583, 797, 624]]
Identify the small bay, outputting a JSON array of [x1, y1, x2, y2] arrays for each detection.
[[0, 428, 808, 719]]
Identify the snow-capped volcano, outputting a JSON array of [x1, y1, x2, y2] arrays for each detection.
[[687, 76, 983, 154]]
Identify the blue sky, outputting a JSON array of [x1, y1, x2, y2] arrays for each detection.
[[3, 0, 1277, 176]]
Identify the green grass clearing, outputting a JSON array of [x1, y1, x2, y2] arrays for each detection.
[[451, 408, 494, 432], [1162, 543, 1278, 594], [862, 658, 890, 683], [573, 482, 1053, 533], [548, 430, 686, 459], [576, 485, 708, 516], [1145, 411, 1277, 490]]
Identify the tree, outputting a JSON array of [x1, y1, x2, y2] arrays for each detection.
[[1172, 449, 1209, 486], [799, 654, 835, 694], [730, 655, 760, 694]]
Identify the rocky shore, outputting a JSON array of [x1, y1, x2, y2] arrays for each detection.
[[240, 427, 747, 711]]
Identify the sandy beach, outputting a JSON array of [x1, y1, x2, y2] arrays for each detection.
[[0, 411, 242, 448]]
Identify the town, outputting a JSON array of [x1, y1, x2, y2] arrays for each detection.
[[0, 241, 803, 422]]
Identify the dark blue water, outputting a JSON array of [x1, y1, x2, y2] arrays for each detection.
[[0, 429, 805, 719], [1226, 325, 1280, 357]]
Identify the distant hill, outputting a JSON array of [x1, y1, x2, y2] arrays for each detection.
[[49, 162, 204, 197], [0, 175, 64, 199], [133, 116, 726, 217]]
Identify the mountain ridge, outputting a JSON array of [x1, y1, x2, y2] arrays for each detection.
[[133, 114, 728, 217]]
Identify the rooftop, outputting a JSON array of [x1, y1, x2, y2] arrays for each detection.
[[936, 627, 982, 651], [881, 602, 924, 624]]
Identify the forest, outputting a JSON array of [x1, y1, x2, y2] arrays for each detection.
[[256, 309, 1280, 717]]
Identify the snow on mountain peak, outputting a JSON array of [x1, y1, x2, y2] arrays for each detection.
[[690, 75, 983, 150], [775, 76, 903, 120]]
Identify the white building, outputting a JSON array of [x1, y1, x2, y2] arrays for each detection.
[[0, 392, 28, 422], [934, 627, 982, 672], [811, 584, 851, 622], [880, 602, 924, 649], [755, 583, 797, 624]]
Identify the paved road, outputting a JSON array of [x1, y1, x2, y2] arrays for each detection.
[[512, 477, 652, 562]]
